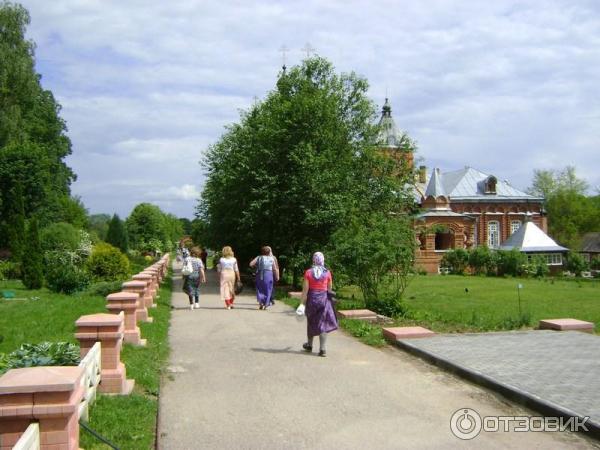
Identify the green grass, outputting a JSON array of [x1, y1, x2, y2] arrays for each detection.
[[80, 271, 172, 450], [0, 267, 173, 450], [0, 281, 105, 352], [338, 275, 600, 334]]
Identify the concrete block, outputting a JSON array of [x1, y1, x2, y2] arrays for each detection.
[[382, 326, 435, 342]]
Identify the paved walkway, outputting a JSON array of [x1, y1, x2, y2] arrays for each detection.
[[158, 264, 595, 449], [397, 331, 600, 435]]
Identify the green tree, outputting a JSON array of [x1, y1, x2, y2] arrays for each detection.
[[88, 214, 111, 241], [0, 2, 76, 246], [528, 166, 599, 249], [199, 57, 413, 272], [330, 212, 414, 316], [126, 203, 173, 251], [21, 217, 43, 289], [106, 214, 129, 253], [179, 218, 192, 235]]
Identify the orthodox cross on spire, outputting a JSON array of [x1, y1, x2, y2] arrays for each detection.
[[278, 45, 289, 71], [301, 42, 316, 59]]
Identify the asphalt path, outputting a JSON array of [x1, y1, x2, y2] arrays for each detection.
[[158, 263, 594, 449]]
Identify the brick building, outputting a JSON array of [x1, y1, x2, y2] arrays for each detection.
[[377, 99, 548, 274]]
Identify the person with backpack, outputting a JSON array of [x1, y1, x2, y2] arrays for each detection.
[[250, 246, 279, 310], [183, 247, 206, 310]]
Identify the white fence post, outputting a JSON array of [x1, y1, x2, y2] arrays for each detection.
[[12, 423, 40, 450], [78, 341, 102, 421]]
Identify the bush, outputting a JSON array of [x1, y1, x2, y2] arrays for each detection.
[[0, 342, 80, 375], [0, 260, 21, 280], [88, 280, 125, 298], [565, 252, 589, 277], [468, 245, 494, 275], [525, 255, 549, 278], [440, 248, 469, 274], [40, 222, 81, 253], [496, 249, 527, 276], [86, 243, 130, 282], [45, 251, 90, 294], [370, 293, 406, 317], [590, 256, 600, 270]]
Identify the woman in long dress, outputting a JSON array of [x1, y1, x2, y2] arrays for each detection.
[[300, 252, 338, 357], [217, 246, 240, 309], [250, 246, 279, 310]]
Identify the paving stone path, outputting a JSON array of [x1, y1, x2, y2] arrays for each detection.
[[397, 331, 600, 435], [158, 263, 596, 449]]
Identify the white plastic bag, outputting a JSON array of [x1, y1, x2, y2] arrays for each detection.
[[182, 258, 193, 276], [295, 303, 305, 321]]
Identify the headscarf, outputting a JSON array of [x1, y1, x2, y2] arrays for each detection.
[[311, 251, 328, 280]]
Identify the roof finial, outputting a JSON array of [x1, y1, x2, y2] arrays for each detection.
[[382, 97, 391, 117], [279, 45, 289, 72]]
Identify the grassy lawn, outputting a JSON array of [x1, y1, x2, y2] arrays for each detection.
[[338, 275, 600, 334], [0, 267, 172, 450]]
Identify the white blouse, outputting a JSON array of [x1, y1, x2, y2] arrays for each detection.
[[218, 257, 238, 272]]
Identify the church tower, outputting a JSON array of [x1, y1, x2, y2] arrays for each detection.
[[376, 98, 414, 169]]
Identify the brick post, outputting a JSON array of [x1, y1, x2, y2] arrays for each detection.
[[143, 267, 161, 294], [75, 313, 134, 395], [132, 273, 156, 308], [0, 366, 85, 450], [106, 292, 146, 346], [122, 280, 153, 323]]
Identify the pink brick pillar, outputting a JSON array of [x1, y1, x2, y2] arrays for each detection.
[[75, 313, 134, 395], [132, 273, 156, 308], [106, 292, 146, 346], [142, 268, 161, 299], [122, 280, 153, 323], [0, 366, 85, 450]]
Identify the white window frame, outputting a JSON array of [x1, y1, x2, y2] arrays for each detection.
[[510, 220, 522, 235], [487, 221, 500, 248]]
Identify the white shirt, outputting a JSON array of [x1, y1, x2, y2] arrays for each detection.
[[218, 257, 238, 272]]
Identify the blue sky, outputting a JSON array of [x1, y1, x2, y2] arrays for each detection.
[[20, 0, 600, 218]]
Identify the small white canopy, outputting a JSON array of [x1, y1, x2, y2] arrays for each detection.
[[500, 221, 568, 253]]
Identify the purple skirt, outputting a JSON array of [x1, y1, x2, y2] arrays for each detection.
[[256, 270, 274, 306], [306, 289, 338, 337]]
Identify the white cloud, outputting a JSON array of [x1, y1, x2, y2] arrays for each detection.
[[16, 0, 600, 218]]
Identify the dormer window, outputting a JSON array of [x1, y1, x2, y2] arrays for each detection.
[[484, 176, 497, 194]]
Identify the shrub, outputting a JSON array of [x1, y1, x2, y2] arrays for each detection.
[[0, 260, 21, 280], [496, 249, 527, 276], [86, 243, 130, 282], [590, 256, 600, 270], [0, 342, 80, 375], [525, 255, 549, 278], [370, 293, 406, 317], [22, 218, 44, 289], [565, 252, 589, 277], [468, 246, 493, 275], [45, 251, 90, 294], [40, 222, 81, 253], [440, 249, 469, 274], [88, 280, 125, 298]]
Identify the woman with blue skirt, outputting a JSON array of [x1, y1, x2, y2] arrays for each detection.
[[250, 246, 279, 310]]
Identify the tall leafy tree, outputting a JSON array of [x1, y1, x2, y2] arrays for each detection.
[[126, 203, 166, 250], [0, 2, 76, 246], [199, 57, 414, 273], [106, 214, 129, 253], [22, 216, 43, 289], [528, 166, 599, 249]]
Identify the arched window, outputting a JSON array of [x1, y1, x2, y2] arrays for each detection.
[[510, 220, 522, 235], [487, 221, 500, 248]]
